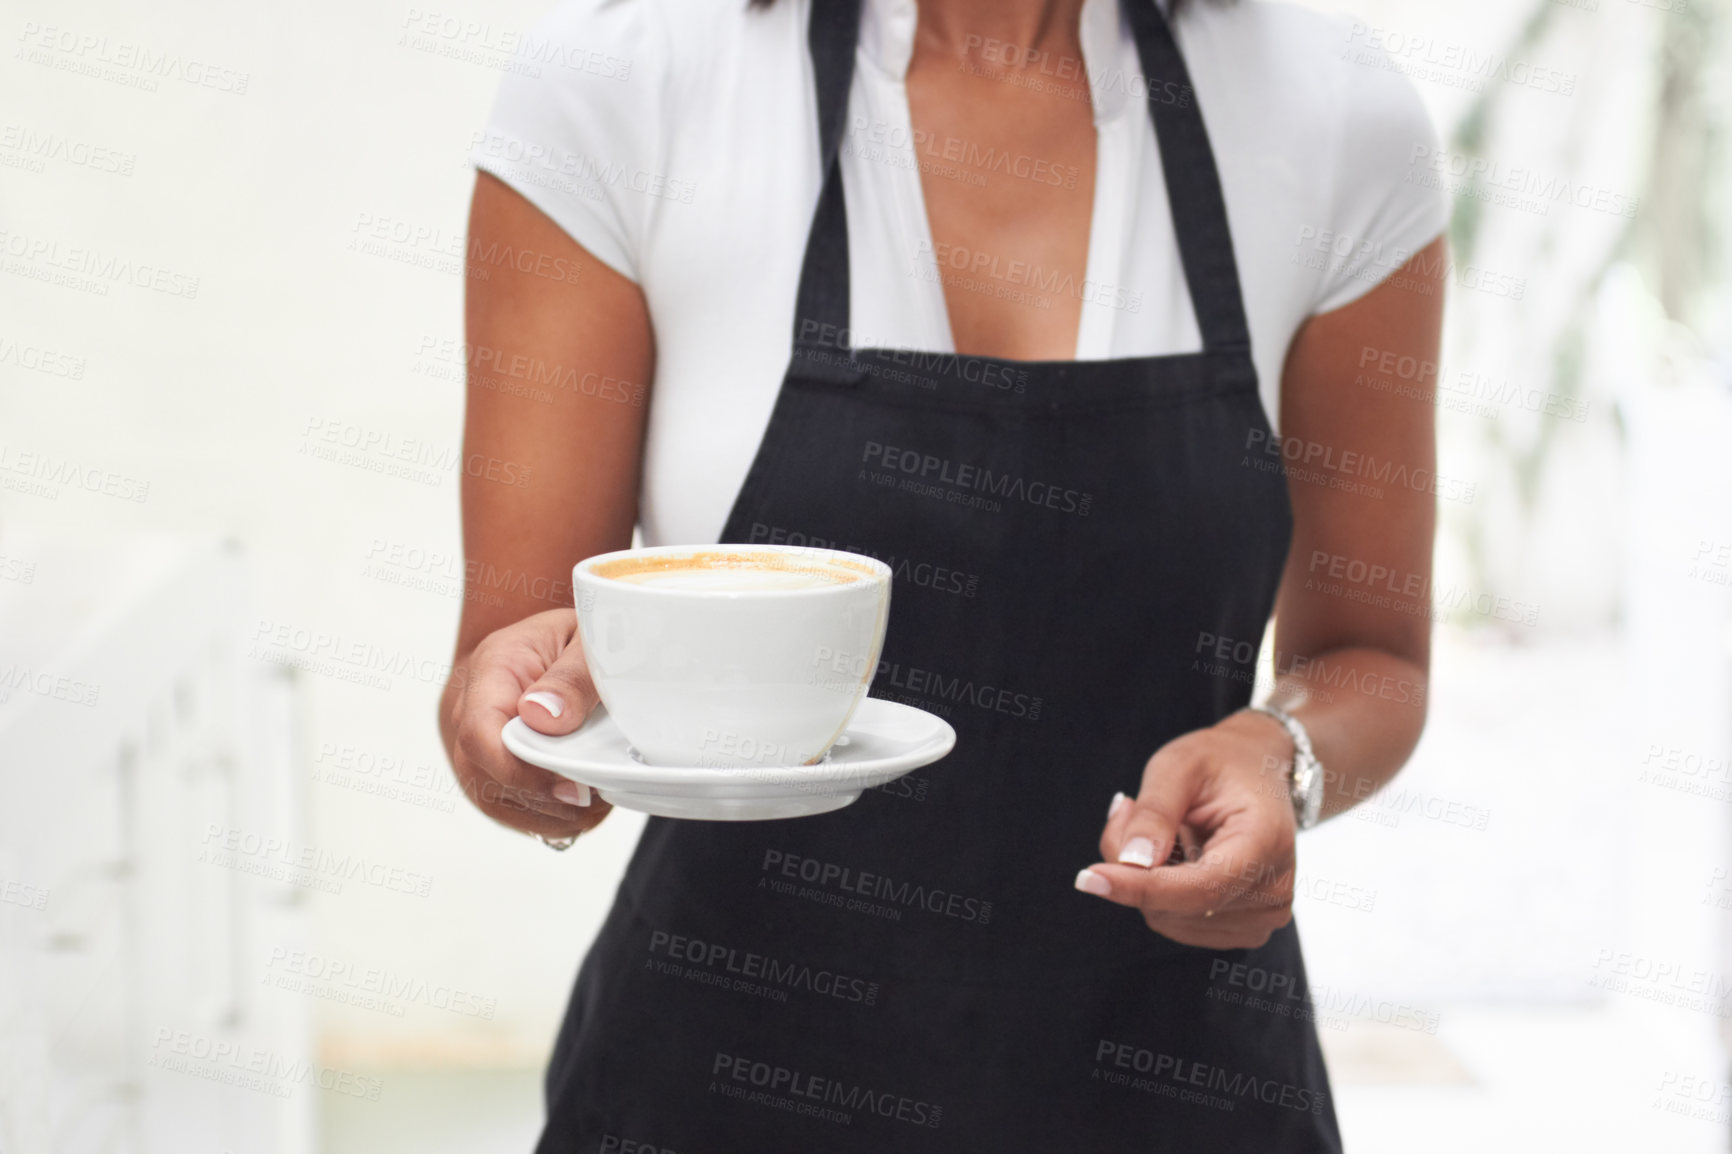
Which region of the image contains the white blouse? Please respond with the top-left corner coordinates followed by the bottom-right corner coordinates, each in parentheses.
top-left (471, 0), bottom-right (1447, 547)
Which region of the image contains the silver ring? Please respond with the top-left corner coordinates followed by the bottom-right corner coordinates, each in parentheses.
top-left (537, 833), bottom-right (579, 852)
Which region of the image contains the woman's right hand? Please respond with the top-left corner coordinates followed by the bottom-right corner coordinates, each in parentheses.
top-left (441, 608), bottom-right (613, 841)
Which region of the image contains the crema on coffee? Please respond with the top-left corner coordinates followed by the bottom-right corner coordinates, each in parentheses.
top-left (590, 550), bottom-right (872, 591)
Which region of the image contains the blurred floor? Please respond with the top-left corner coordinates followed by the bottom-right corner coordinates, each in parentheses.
top-left (1328, 1007), bottom-right (1726, 1152)
top-left (321, 1068), bottom-right (543, 1154)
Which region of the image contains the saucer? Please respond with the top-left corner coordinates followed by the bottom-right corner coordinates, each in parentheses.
top-left (500, 698), bottom-right (956, 821)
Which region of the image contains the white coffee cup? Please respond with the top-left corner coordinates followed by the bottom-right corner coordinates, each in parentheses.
top-left (572, 544), bottom-right (892, 768)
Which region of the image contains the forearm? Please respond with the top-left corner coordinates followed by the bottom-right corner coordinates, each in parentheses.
top-left (1259, 239), bottom-right (1444, 822)
top-left (1265, 645), bottom-right (1428, 820)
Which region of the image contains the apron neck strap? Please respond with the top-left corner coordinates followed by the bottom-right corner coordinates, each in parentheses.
top-left (793, 0), bottom-right (1251, 356)
top-left (792, 0), bottom-right (863, 347)
top-left (1122, 0), bottom-right (1250, 352)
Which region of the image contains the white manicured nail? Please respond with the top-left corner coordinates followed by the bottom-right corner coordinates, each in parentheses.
top-left (523, 691), bottom-right (564, 719)
top-left (1118, 837), bottom-right (1156, 868)
top-left (551, 781), bottom-right (590, 807)
top-left (1074, 868), bottom-right (1111, 897)
top-left (1107, 791), bottom-right (1128, 820)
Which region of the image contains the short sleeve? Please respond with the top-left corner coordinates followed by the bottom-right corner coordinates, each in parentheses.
top-left (1311, 49), bottom-right (1449, 314)
top-left (469, 0), bottom-right (662, 283)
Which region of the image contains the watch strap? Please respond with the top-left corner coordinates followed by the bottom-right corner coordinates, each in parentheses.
top-left (1249, 704), bottom-right (1325, 830)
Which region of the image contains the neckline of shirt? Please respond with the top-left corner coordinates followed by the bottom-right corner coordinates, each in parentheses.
top-left (858, 0), bottom-right (1158, 126)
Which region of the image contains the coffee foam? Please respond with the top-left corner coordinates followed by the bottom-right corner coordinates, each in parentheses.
top-left (590, 550), bottom-right (870, 591)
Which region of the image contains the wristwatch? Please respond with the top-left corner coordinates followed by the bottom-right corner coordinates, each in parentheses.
top-left (1249, 704), bottom-right (1326, 830)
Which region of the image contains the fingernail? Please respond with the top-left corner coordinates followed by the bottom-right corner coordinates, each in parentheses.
top-left (1118, 837), bottom-right (1156, 868)
top-left (1074, 868), bottom-right (1111, 897)
top-left (523, 691), bottom-right (564, 719)
top-left (1107, 791), bottom-right (1128, 820)
top-left (551, 781), bottom-right (590, 807)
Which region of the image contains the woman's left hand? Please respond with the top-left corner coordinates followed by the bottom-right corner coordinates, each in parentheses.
top-left (1077, 710), bottom-right (1299, 949)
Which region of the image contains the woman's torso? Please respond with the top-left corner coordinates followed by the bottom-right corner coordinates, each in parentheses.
top-left (471, 0), bottom-right (1446, 547)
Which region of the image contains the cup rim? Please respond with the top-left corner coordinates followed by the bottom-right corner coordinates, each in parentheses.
top-left (574, 543), bottom-right (892, 597)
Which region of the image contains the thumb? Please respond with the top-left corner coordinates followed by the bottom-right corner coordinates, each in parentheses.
top-left (517, 635), bottom-right (601, 736)
top-left (1110, 750), bottom-right (1202, 869)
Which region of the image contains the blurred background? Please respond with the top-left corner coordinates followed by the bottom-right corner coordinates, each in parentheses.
top-left (2, 0), bottom-right (1730, 1149)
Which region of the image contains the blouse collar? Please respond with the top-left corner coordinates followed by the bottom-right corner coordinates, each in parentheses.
top-left (858, 0), bottom-right (1144, 125)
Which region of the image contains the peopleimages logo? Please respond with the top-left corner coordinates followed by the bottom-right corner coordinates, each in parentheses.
top-left (747, 523), bottom-right (982, 598)
top-left (847, 115), bottom-right (1080, 188)
top-left (647, 930), bottom-right (880, 1005)
top-left (400, 8), bottom-right (633, 80)
top-left (262, 945), bottom-right (497, 1019)
top-left (759, 849), bottom-right (992, 924)
top-left (1243, 428), bottom-right (1477, 505)
top-left (1305, 548), bottom-right (1539, 628)
top-left (16, 22), bottom-right (252, 94)
top-left (915, 240), bottom-right (1143, 312)
top-left (797, 319), bottom-right (1030, 393)
top-left (1407, 145), bottom-right (1639, 219)
top-left (1206, 959), bottom-right (1443, 1033)
top-left (1190, 630), bottom-right (1426, 710)
top-left (1291, 225), bottom-right (1526, 301)
top-left (0, 877), bottom-right (49, 911)
top-left (805, 646), bottom-right (1041, 722)
top-left (0, 664), bottom-right (100, 707)
top-left (862, 439), bottom-right (1092, 517)
top-left (710, 1052), bottom-right (942, 1128)
top-left (0, 124), bottom-right (136, 175)
top-left (0, 334), bottom-right (86, 379)
top-left (469, 130), bottom-right (696, 204)
top-left (1354, 345), bottom-right (1590, 424)
top-left (1093, 1040), bottom-right (1329, 1114)
top-left (956, 34), bottom-right (1192, 108)
top-left (0, 228), bottom-right (200, 298)
top-left (0, 444), bottom-right (149, 503)
top-left (1342, 23), bottom-right (1576, 97)
top-left (149, 1028), bottom-right (380, 1100)
top-left (199, 823), bottom-right (433, 897)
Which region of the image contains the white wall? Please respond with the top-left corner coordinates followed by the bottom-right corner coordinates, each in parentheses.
top-left (2, 0), bottom-right (642, 1072)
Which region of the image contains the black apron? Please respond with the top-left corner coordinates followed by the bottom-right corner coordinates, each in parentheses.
top-left (538, 2), bottom-right (1340, 1149)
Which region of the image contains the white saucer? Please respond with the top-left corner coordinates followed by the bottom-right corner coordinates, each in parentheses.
top-left (501, 698), bottom-right (956, 821)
